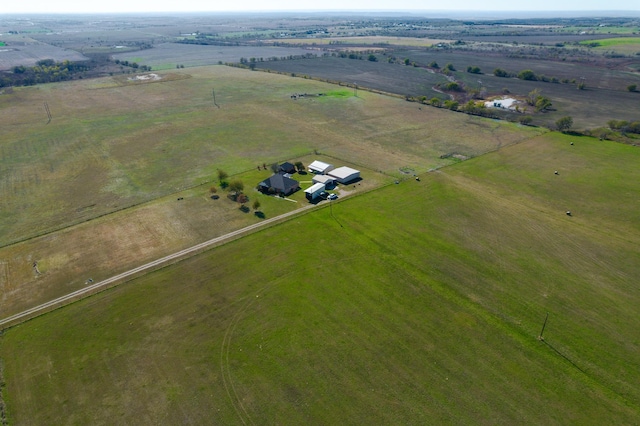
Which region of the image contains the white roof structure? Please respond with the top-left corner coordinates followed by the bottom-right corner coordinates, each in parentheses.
top-left (304, 182), bottom-right (326, 194)
top-left (328, 166), bottom-right (360, 183)
top-left (312, 174), bottom-right (335, 185)
top-left (308, 160), bottom-right (333, 174)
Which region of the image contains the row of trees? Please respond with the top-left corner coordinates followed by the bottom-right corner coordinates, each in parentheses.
top-left (1, 59), bottom-right (90, 87)
top-left (493, 68), bottom-right (586, 89)
top-left (607, 120), bottom-right (640, 134)
top-left (113, 59), bottom-right (152, 72)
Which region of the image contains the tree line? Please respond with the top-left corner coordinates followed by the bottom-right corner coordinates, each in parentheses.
top-left (1, 59), bottom-right (90, 87)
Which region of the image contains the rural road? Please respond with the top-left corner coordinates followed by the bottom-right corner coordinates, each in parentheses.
top-left (0, 203), bottom-right (317, 330)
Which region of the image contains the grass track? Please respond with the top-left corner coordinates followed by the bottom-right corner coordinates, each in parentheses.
top-left (1, 133), bottom-right (638, 424)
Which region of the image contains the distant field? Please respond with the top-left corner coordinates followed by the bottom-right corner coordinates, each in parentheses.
top-left (1, 132), bottom-right (638, 424)
top-left (581, 37), bottom-right (640, 55)
top-left (0, 36), bottom-right (88, 70)
top-left (112, 43), bottom-right (318, 70)
top-left (255, 52), bottom-right (640, 129)
top-left (274, 36), bottom-right (451, 47)
top-left (256, 56), bottom-right (451, 99)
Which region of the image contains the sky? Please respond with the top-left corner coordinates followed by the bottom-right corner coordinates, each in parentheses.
top-left (0, 0), bottom-right (638, 15)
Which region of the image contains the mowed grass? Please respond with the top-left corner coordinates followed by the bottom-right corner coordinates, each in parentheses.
top-left (1, 133), bottom-right (639, 424)
top-left (0, 65), bottom-right (541, 246)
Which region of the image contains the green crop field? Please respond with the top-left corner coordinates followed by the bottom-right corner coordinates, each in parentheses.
top-left (581, 37), bottom-right (640, 55)
top-left (1, 132), bottom-right (639, 424)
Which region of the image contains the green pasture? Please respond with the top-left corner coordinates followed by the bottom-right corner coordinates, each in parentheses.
top-left (0, 66), bottom-right (540, 246)
top-left (581, 37), bottom-right (640, 54)
top-left (1, 132), bottom-right (639, 423)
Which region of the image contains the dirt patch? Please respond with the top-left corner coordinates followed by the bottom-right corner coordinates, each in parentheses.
top-left (128, 73), bottom-right (162, 82)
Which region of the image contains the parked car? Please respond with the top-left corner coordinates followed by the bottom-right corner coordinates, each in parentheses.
top-left (328, 193), bottom-right (338, 200)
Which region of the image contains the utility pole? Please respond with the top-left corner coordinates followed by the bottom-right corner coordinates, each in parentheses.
top-left (353, 83), bottom-right (357, 97)
top-left (538, 312), bottom-right (549, 340)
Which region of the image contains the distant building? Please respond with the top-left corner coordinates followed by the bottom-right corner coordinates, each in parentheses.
top-left (308, 160), bottom-right (333, 174)
top-left (304, 182), bottom-right (326, 201)
top-left (328, 166), bottom-right (360, 184)
top-left (257, 174), bottom-right (300, 196)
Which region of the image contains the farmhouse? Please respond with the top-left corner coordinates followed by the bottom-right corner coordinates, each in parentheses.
top-left (312, 174), bottom-right (335, 187)
top-left (328, 166), bottom-right (360, 184)
top-left (308, 160), bottom-right (333, 174)
top-left (304, 182), bottom-right (326, 201)
top-left (257, 174), bottom-right (300, 196)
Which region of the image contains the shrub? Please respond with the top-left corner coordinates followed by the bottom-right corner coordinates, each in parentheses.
top-left (518, 69), bottom-right (537, 81)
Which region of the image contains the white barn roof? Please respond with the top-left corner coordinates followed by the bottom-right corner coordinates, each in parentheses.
top-left (308, 160), bottom-right (333, 174)
top-left (328, 166), bottom-right (360, 182)
top-left (304, 182), bottom-right (326, 194)
top-left (312, 174), bottom-right (335, 185)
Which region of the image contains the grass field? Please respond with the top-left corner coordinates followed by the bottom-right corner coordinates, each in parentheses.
top-left (0, 65), bottom-right (540, 248)
top-left (1, 132), bottom-right (638, 424)
top-left (581, 37), bottom-right (640, 55)
top-left (112, 43), bottom-right (316, 70)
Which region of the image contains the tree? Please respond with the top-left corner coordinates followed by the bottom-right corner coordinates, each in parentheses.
top-left (270, 163), bottom-right (279, 173)
top-left (444, 63), bottom-right (456, 71)
top-left (228, 179), bottom-right (244, 194)
top-left (429, 61), bottom-right (439, 69)
top-left (209, 186), bottom-right (217, 194)
top-left (217, 169), bottom-right (228, 183)
top-left (518, 69), bottom-right (537, 81)
top-left (252, 200), bottom-right (261, 211)
top-left (466, 66), bottom-right (481, 74)
top-left (494, 68), bottom-right (509, 77)
top-left (367, 54), bottom-right (377, 62)
top-left (404, 58), bottom-right (411, 65)
top-left (526, 89), bottom-right (541, 106)
top-left (430, 97), bottom-right (442, 107)
top-left (535, 96), bottom-right (552, 112)
top-left (556, 116), bottom-right (573, 132)
top-left (294, 161), bottom-right (305, 172)
top-left (443, 100), bottom-right (459, 110)
top-left (627, 84), bottom-right (637, 92)
top-left (519, 116), bottom-right (533, 125)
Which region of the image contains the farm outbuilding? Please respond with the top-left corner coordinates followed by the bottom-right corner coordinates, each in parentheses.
top-left (304, 182), bottom-right (326, 201)
top-left (328, 166), bottom-right (360, 184)
top-left (308, 160), bottom-right (333, 174)
top-left (257, 174), bottom-right (300, 196)
top-left (312, 174), bottom-right (335, 187)
top-left (279, 162), bottom-right (296, 174)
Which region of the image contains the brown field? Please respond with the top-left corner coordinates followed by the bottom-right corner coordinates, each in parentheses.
top-left (274, 36), bottom-right (452, 47)
top-left (0, 35), bottom-right (88, 70)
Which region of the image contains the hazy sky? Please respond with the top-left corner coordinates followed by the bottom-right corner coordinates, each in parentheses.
top-left (1, 0), bottom-right (638, 14)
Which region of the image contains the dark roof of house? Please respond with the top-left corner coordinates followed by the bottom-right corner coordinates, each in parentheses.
top-left (259, 174), bottom-right (299, 193)
top-left (280, 162), bottom-right (296, 173)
